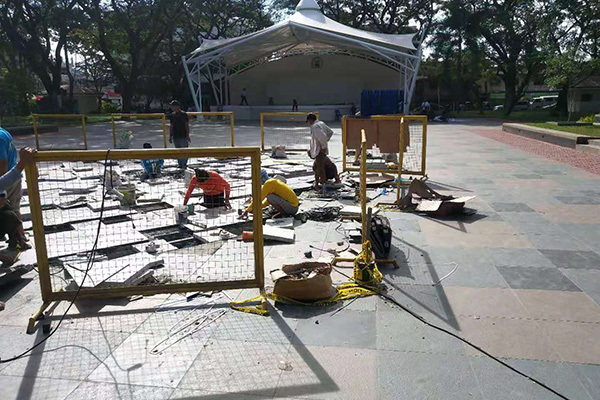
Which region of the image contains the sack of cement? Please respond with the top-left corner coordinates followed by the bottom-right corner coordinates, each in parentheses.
top-left (396, 179), bottom-right (475, 217)
top-left (117, 130), bottom-right (133, 149)
top-left (271, 145), bottom-right (287, 159)
top-left (271, 262), bottom-right (333, 301)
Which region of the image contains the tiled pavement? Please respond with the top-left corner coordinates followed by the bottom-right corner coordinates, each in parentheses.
top-left (2, 120), bottom-right (600, 399)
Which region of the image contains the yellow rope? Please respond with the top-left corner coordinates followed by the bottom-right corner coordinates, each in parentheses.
top-left (230, 240), bottom-right (385, 316)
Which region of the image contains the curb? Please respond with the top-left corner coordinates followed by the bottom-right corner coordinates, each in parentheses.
top-left (502, 123), bottom-right (600, 154)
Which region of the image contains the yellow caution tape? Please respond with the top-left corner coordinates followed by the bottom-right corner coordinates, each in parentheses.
top-left (229, 241), bottom-right (385, 316)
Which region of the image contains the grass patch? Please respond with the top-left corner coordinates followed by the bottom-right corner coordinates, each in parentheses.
top-left (459, 109), bottom-right (568, 123)
top-left (527, 123), bottom-right (600, 137)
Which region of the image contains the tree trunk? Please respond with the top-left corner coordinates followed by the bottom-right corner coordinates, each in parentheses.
top-left (556, 84), bottom-right (569, 119)
top-left (64, 46), bottom-right (74, 100)
top-left (502, 66), bottom-right (518, 115)
top-left (120, 83), bottom-right (134, 112)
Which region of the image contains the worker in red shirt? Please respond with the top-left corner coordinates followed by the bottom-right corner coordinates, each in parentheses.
top-left (183, 169), bottom-right (231, 209)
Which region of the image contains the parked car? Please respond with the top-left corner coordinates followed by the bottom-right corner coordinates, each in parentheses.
top-left (493, 105), bottom-right (504, 111)
top-left (530, 95), bottom-right (558, 109)
top-left (513, 101), bottom-right (530, 111)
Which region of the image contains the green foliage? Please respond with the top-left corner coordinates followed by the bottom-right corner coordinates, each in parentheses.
top-left (0, 67), bottom-right (36, 116)
top-left (528, 123), bottom-right (600, 137)
top-left (578, 114), bottom-right (596, 123)
top-left (101, 101), bottom-right (119, 114)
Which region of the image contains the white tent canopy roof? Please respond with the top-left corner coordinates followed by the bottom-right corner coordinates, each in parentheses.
top-left (183, 0), bottom-right (422, 113)
top-left (186, 0), bottom-right (418, 67)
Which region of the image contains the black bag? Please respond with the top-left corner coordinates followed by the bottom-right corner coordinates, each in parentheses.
top-left (368, 215), bottom-right (392, 259)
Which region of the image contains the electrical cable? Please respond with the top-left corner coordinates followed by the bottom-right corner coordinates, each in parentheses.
top-left (0, 149), bottom-right (112, 364)
top-left (331, 266), bottom-right (571, 400)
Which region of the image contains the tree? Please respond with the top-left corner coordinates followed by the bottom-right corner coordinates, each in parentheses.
top-left (152, 0), bottom-right (272, 107)
top-left (79, 0), bottom-right (180, 112)
top-left (541, 0), bottom-right (600, 118)
top-left (0, 0), bottom-right (80, 111)
top-left (273, 0), bottom-right (437, 34)
top-left (467, 0), bottom-right (542, 115)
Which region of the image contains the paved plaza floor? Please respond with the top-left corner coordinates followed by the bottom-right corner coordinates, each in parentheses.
top-left (2, 119), bottom-right (600, 399)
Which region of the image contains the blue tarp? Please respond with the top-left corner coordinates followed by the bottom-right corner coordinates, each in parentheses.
top-left (360, 90), bottom-right (403, 116)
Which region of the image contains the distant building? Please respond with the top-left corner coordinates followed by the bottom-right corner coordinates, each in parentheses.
top-left (60, 86), bottom-right (102, 114)
top-left (569, 76), bottom-right (600, 114)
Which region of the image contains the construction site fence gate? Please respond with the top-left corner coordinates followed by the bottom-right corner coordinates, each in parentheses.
top-left (25, 147), bottom-right (264, 331)
top-left (342, 115), bottom-right (427, 178)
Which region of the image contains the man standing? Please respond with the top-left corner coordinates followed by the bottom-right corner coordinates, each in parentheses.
top-left (240, 88), bottom-right (249, 106)
top-left (168, 100), bottom-right (190, 168)
top-left (306, 112), bottom-right (333, 190)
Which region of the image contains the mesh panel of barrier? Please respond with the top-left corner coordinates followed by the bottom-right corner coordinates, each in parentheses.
top-left (33, 115), bottom-right (87, 151)
top-left (111, 114), bottom-right (167, 149)
top-left (402, 117), bottom-right (426, 176)
top-left (187, 112), bottom-right (234, 147)
top-left (26, 148), bottom-right (264, 300)
top-left (260, 112), bottom-right (319, 152)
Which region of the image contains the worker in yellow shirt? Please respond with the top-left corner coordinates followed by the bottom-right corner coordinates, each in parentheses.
top-left (239, 176), bottom-right (299, 219)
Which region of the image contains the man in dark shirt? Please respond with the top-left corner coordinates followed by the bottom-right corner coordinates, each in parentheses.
top-left (168, 100), bottom-right (190, 168)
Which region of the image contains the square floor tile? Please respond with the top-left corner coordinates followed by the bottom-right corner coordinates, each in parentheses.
top-left (176, 339), bottom-right (288, 396)
top-left (540, 249), bottom-right (600, 270)
top-left (534, 205), bottom-right (600, 224)
top-left (559, 269), bottom-right (600, 306)
top-left (457, 316), bottom-right (560, 362)
top-left (491, 202), bottom-right (535, 212)
top-left (380, 283), bottom-right (457, 327)
top-left (65, 382), bottom-right (173, 400)
top-left (486, 248), bottom-right (557, 269)
top-left (0, 375), bottom-right (82, 400)
top-left (555, 196), bottom-right (600, 205)
top-left (443, 286), bottom-right (529, 319)
top-left (1, 328), bottom-right (129, 381)
top-left (497, 266), bottom-right (580, 292)
top-left (292, 310), bottom-right (376, 349)
top-left (538, 320), bottom-right (600, 364)
top-left (469, 356), bottom-right (590, 400)
top-left (573, 363), bottom-right (600, 399)
top-left (376, 310), bottom-right (466, 355)
top-left (512, 289), bottom-right (600, 323)
top-left (275, 345), bottom-right (376, 400)
top-left (513, 174), bottom-right (543, 179)
top-left (87, 330), bottom-right (208, 388)
top-left (378, 351), bottom-right (484, 399)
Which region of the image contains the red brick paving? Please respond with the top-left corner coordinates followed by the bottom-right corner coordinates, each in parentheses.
top-left (469, 128), bottom-right (600, 175)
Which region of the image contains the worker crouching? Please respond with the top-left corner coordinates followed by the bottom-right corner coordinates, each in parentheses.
top-left (183, 169), bottom-right (231, 209)
top-left (239, 176), bottom-right (298, 219)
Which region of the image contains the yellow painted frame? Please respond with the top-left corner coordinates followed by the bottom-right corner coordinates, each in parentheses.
top-left (110, 113), bottom-right (168, 148)
top-left (32, 114), bottom-right (88, 150)
top-left (260, 111), bottom-right (320, 152)
top-left (25, 146), bottom-right (264, 333)
top-left (341, 115), bottom-right (427, 178)
top-left (332, 129), bottom-right (398, 268)
top-left (186, 112), bottom-right (235, 147)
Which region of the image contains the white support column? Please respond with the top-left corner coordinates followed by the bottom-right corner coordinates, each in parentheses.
top-left (182, 55), bottom-right (201, 112)
top-left (406, 47), bottom-right (423, 114)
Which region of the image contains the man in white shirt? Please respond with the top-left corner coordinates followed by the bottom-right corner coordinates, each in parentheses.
top-left (306, 112), bottom-right (333, 189)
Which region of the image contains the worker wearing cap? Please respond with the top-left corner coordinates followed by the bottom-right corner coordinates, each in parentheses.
top-left (239, 176), bottom-right (299, 219)
top-left (183, 169), bottom-right (231, 209)
top-left (306, 112), bottom-right (333, 189)
top-left (168, 100), bottom-right (190, 168)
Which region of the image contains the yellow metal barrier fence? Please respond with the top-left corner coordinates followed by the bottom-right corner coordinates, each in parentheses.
top-left (260, 111), bottom-right (320, 152)
top-left (32, 114), bottom-right (88, 150)
top-left (187, 112), bottom-right (235, 147)
top-left (332, 128), bottom-right (398, 268)
top-left (111, 113), bottom-right (168, 148)
top-left (342, 115), bottom-right (427, 181)
top-left (25, 147), bottom-right (264, 333)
